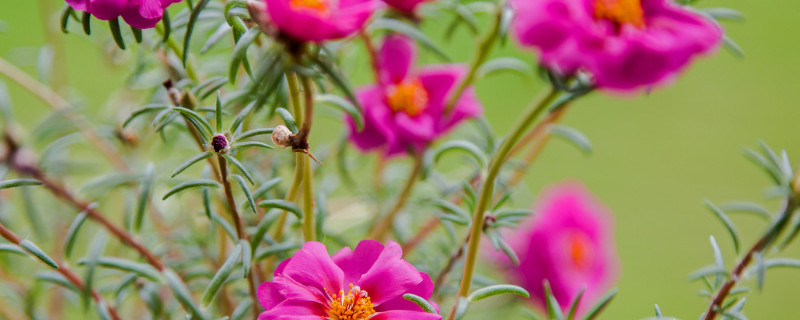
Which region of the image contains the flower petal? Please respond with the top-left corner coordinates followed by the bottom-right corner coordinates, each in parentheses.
top-left (356, 242), bottom-right (423, 305)
top-left (379, 34), bottom-right (416, 84)
top-left (281, 242), bottom-right (345, 297)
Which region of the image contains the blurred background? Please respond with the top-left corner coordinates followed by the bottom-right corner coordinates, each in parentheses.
top-left (1, 0), bottom-right (799, 319)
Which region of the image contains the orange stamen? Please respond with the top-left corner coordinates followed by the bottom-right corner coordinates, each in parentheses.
top-left (595, 0), bottom-right (646, 28)
top-left (327, 284), bottom-right (376, 320)
top-left (290, 0), bottom-right (329, 13)
top-left (386, 79), bottom-right (428, 117)
top-left (567, 232), bottom-right (593, 270)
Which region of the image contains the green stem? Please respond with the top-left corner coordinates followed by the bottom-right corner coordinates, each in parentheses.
top-left (369, 153), bottom-right (424, 241)
top-left (298, 75), bottom-right (316, 241)
top-left (155, 22), bottom-right (198, 83)
top-left (448, 86), bottom-right (558, 320)
top-left (444, 2), bottom-right (505, 114)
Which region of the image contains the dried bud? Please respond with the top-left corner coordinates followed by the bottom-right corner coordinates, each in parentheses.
top-left (271, 125), bottom-right (293, 148)
top-left (246, 0), bottom-right (274, 35)
top-left (211, 134), bottom-right (230, 154)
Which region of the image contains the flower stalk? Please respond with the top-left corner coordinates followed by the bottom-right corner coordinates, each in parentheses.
top-left (369, 152), bottom-right (425, 241)
top-left (444, 1), bottom-right (505, 114)
top-left (448, 86), bottom-right (558, 320)
top-left (703, 198), bottom-right (799, 320)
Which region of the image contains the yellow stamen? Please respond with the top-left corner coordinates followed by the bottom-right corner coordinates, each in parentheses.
top-left (327, 284), bottom-right (376, 320)
top-left (386, 79), bottom-right (428, 117)
top-left (595, 0), bottom-right (645, 28)
top-left (290, 0), bottom-right (329, 13)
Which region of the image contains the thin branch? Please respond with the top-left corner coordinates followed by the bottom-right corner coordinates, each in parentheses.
top-left (369, 153), bottom-right (425, 241)
top-left (0, 222), bottom-right (122, 320)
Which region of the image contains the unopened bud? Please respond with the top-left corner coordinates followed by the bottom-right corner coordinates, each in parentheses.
top-left (271, 125), bottom-right (293, 148)
top-left (211, 134), bottom-right (230, 154)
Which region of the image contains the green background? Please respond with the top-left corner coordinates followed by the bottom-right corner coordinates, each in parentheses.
top-left (1, 0), bottom-right (800, 319)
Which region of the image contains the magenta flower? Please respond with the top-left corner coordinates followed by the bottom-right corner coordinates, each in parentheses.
top-left (346, 35), bottom-right (482, 157)
top-left (255, 0), bottom-right (382, 43)
top-left (257, 240), bottom-right (441, 319)
top-left (497, 182), bottom-right (618, 317)
top-left (65, 0), bottom-right (181, 29)
top-left (511, 0), bottom-right (723, 91)
top-left (383, 0), bottom-right (432, 14)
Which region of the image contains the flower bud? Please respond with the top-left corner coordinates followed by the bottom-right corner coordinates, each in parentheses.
top-left (211, 134), bottom-right (230, 154)
top-left (271, 125), bottom-right (293, 148)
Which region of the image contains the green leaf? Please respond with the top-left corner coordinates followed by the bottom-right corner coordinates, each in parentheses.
top-left (164, 268), bottom-right (207, 320)
top-left (162, 179), bottom-right (221, 200)
top-left (254, 242), bottom-right (301, 260)
top-left (310, 55), bottom-right (359, 109)
top-left (174, 107), bottom-right (214, 138)
top-left (688, 265), bottom-right (728, 281)
top-left (241, 240), bottom-right (252, 278)
top-left (108, 18), bottom-right (126, 50)
top-left (77, 256), bottom-right (161, 282)
top-left (202, 242), bottom-right (243, 306)
top-left (434, 140), bottom-right (488, 168)
top-left (478, 57), bottom-right (531, 79)
top-left (230, 174), bottom-right (256, 214)
top-left (60, 5), bottom-right (75, 34)
top-left (215, 92), bottom-right (223, 132)
top-left (201, 23), bottom-right (231, 54)
top-left (236, 128), bottom-right (274, 141)
top-left (242, 177), bottom-right (282, 208)
top-left (20, 240), bottom-right (59, 269)
top-left (370, 18), bottom-right (449, 62)
top-left (705, 200), bottom-right (741, 254)
top-left (229, 27), bottom-right (260, 83)
top-left (0, 179), bottom-right (42, 189)
top-left (123, 104), bottom-right (169, 128)
top-left (453, 297), bottom-right (470, 320)
top-left (135, 163), bottom-right (155, 232)
top-left (765, 258), bottom-right (800, 269)
top-left (233, 141), bottom-right (274, 151)
top-left (709, 235), bottom-right (724, 287)
top-left (37, 271), bottom-right (77, 291)
top-left (212, 214), bottom-right (238, 242)
top-left (171, 151), bottom-right (213, 178)
top-left (231, 299), bottom-right (252, 320)
top-left (130, 26), bottom-right (142, 43)
top-left (161, 11), bottom-right (171, 43)
top-left (550, 124), bottom-right (592, 155)
top-left (258, 200), bottom-right (302, 220)
top-left (433, 200), bottom-right (470, 221)
top-left (566, 287), bottom-right (585, 320)
top-left (316, 94), bottom-right (363, 131)
top-left (469, 284), bottom-right (530, 302)
top-left (755, 252), bottom-right (765, 291)
top-left (722, 35), bottom-right (745, 59)
top-left (702, 7), bottom-right (745, 22)
top-left (543, 281), bottom-right (565, 320)
top-left (275, 107), bottom-right (299, 134)
top-left (224, 155), bottom-right (255, 185)
top-left (0, 243), bottom-right (26, 256)
top-left (81, 12), bottom-right (91, 35)
top-left (183, 0), bottom-right (210, 67)
top-left (581, 288), bottom-right (617, 320)
top-left (83, 233), bottom-right (107, 309)
top-left (403, 293), bottom-right (438, 314)
top-left (720, 202), bottom-right (772, 221)
top-left (654, 304), bottom-right (663, 317)
top-left (64, 211), bottom-right (89, 259)
top-left (229, 101), bottom-right (256, 134)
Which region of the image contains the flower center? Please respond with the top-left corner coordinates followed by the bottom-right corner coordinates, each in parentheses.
top-left (386, 79), bottom-right (428, 117)
top-left (566, 231), bottom-right (593, 270)
top-left (327, 284), bottom-right (376, 320)
top-left (290, 0), bottom-right (330, 13)
top-left (594, 0), bottom-right (645, 28)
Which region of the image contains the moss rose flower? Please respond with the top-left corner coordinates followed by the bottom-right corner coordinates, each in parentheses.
top-left (511, 0), bottom-right (723, 91)
top-left (65, 0), bottom-right (180, 29)
top-left (257, 240), bottom-right (441, 319)
top-left (383, 0), bottom-right (432, 14)
top-left (256, 0), bottom-right (382, 43)
top-left (346, 35), bottom-right (482, 157)
top-left (496, 182), bottom-right (619, 317)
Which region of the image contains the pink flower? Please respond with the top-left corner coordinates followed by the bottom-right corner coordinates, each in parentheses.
top-left (497, 182), bottom-right (618, 317)
top-left (257, 240), bottom-right (440, 319)
top-left (383, 0), bottom-right (432, 14)
top-left (65, 0), bottom-right (181, 29)
top-left (257, 0), bottom-right (382, 43)
top-left (511, 0), bottom-right (723, 91)
top-left (346, 35), bottom-right (482, 157)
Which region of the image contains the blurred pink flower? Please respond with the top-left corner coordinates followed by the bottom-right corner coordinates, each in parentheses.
top-left (511, 0), bottom-right (723, 91)
top-left (257, 240), bottom-right (441, 319)
top-left (346, 35), bottom-right (482, 157)
top-left (257, 0), bottom-right (382, 43)
top-left (65, 0), bottom-right (181, 29)
top-left (383, 0), bottom-right (432, 14)
top-left (498, 182), bottom-right (619, 317)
